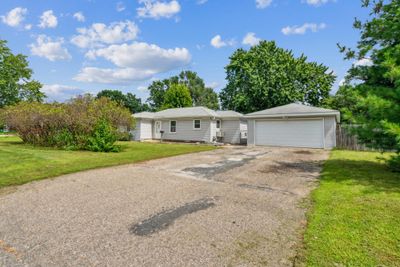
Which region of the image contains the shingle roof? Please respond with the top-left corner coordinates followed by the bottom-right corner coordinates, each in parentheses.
top-left (155, 107), bottom-right (218, 118)
top-left (133, 107), bottom-right (244, 119)
top-left (215, 110), bottom-right (244, 118)
top-left (133, 112), bottom-right (156, 119)
top-left (245, 103), bottom-right (340, 121)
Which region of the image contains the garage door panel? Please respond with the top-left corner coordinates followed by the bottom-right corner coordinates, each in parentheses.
top-left (255, 119), bottom-right (324, 148)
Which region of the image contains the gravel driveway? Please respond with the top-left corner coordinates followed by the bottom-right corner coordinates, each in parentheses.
top-left (0, 146), bottom-right (329, 267)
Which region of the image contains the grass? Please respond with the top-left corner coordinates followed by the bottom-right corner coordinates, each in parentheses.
top-left (0, 136), bottom-right (216, 189)
top-left (304, 150), bottom-right (400, 266)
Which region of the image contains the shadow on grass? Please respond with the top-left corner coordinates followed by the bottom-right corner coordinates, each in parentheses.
top-left (321, 158), bottom-right (400, 194)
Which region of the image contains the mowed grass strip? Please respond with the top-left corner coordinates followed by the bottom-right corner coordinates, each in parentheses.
top-left (304, 150), bottom-right (400, 266)
top-left (0, 136), bottom-right (216, 188)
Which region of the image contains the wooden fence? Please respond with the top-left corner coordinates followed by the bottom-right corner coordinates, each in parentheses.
top-left (336, 125), bottom-right (374, 151)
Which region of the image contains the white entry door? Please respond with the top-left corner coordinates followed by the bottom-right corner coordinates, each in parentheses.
top-left (255, 119), bottom-right (324, 148)
top-left (154, 121), bottom-right (162, 139)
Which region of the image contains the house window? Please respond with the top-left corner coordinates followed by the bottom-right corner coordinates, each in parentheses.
top-left (170, 121), bottom-right (177, 133)
top-left (216, 120), bottom-right (221, 129)
top-left (194, 119), bottom-right (201, 129)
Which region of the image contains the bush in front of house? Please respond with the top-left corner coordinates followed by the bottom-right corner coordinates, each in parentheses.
top-left (4, 95), bottom-right (134, 152)
top-left (86, 118), bottom-right (121, 152)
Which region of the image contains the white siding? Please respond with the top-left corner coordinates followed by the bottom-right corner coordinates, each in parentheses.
top-left (324, 116), bottom-right (336, 149)
top-left (159, 119), bottom-right (212, 143)
top-left (240, 120), bottom-right (248, 132)
top-left (247, 119), bottom-right (255, 145)
top-left (133, 119), bottom-right (142, 141)
top-left (221, 120), bottom-right (241, 144)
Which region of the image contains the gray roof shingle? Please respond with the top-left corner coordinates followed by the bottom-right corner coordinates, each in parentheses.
top-left (245, 103), bottom-right (340, 120)
top-left (215, 110), bottom-right (244, 118)
top-left (133, 107), bottom-right (244, 119)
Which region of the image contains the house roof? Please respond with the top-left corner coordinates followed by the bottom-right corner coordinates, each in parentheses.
top-left (133, 112), bottom-right (156, 119)
top-left (245, 103), bottom-right (340, 121)
top-left (156, 107), bottom-right (218, 118)
top-left (133, 107), bottom-right (244, 120)
top-left (215, 110), bottom-right (244, 118)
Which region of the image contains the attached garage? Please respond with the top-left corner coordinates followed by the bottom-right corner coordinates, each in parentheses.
top-left (246, 103), bottom-right (340, 149)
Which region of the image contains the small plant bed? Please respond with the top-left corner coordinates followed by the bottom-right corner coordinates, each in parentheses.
top-left (0, 136), bottom-right (216, 189)
top-left (303, 150), bottom-right (400, 266)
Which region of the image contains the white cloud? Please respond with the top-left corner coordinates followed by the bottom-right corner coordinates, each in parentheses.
top-left (282, 23), bottom-right (326, 35)
top-left (86, 42), bottom-right (191, 71)
top-left (137, 0), bottom-right (181, 19)
top-left (206, 82), bottom-right (219, 89)
top-left (256, 0), bottom-right (272, 9)
top-left (303, 0), bottom-right (335, 6)
top-left (1, 7), bottom-right (28, 27)
top-left (77, 42), bottom-right (191, 85)
top-left (71, 20), bottom-right (139, 48)
top-left (137, 85), bottom-right (148, 92)
top-left (354, 58), bottom-right (373, 67)
top-left (116, 2), bottom-right (126, 12)
top-left (242, 32), bottom-right (261, 46)
top-left (73, 12), bottom-right (85, 22)
top-left (197, 0), bottom-right (208, 4)
top-left (210, 35), bottom-right (235, 48)
top-left (30, 35), bottom-right (71, 61)
top-left (24, 24), bottom-right (32, 30)
top-left (42, 84), bottom-right (83, 102)
top-left (74, 67), bottom-right (156, 84)
top-left (38, 10), bottom-right (58, 28)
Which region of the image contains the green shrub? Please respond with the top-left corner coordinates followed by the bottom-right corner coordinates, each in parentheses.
top-left (4, 95), bottom-right (134, 152)
top-left (86, 119), bottom-right (120, 152)
top-left (388, 154), bottom-right (400, 172)
top-left (117, 131), bottom-right (131, 141)
top-left (52, 128), bottom-right (77, 150)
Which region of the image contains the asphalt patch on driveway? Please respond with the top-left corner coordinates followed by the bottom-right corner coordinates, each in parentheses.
top-left (238, 184), bottom-right (296, 196)
top-left (260, 161), bottom-right (323, 174)
top-left (130, 197), bottom-right (217, 236)
top-left (182, 152), bottom-right (267, 180)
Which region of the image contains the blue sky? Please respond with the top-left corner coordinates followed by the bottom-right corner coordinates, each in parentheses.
top-left (0, 0), bottom-right (369, 102)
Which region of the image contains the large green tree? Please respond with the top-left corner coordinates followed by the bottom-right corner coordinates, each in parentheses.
top-left (332, 0), bottom-right (400, 170)
top-left (161, 84), bottom-right (192, 110)
top-left (96, 89), bottom-right (148, 113)
top-left (147, 71), bottom-right (219, 111)
top-left (0, 40), bottom-right (45, 108)
top-left (219, 41), bottom-right (336, 113)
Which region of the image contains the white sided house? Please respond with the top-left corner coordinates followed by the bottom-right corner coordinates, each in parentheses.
top-left (133, 107), bottom-right (247, 144)
top-left (246, 103), bottom-right (340, 149)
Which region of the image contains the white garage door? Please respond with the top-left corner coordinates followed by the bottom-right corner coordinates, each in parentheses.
top-left (255, 119), bottom-right (324, 148)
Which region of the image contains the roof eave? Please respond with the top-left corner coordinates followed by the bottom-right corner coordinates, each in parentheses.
top-left (245, 112), bottom-right (340, 122)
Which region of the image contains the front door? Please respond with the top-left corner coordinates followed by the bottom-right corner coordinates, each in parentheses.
top-left (154, 121), bottom-right (162, 139)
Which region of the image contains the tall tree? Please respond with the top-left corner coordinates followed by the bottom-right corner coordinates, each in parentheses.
top-left (96, 89), bottom-right (148, 113)
top-left (146, 71), bottom-right (219, 110)
top-left (161, 84), bottom-right (192, 109)
top-left (219, 41), bottom-right (336, 113)
top-left (0, 40), bottom-right (45, 108)
top-left (332, 0), bottom-right (400, 170)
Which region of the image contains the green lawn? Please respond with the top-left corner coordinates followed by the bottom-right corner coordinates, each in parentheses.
top-left (0, 136), bottom-right (216, 189)
top-left (304, 150), bottom-right (400, 266)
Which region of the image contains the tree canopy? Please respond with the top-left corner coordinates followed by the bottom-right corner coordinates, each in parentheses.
top-left (331, 0), bottom-right (400, 170)
top-left (219, 41), bottom-right (336, 113)
top-left (161, 84), bottom-right (192, 109)
top-left (147, 71), bottom-right (219, 111)
top-left (96, 89), bottom-right (148, 113)
top-left (0, 40), bottom-right (45, 108)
